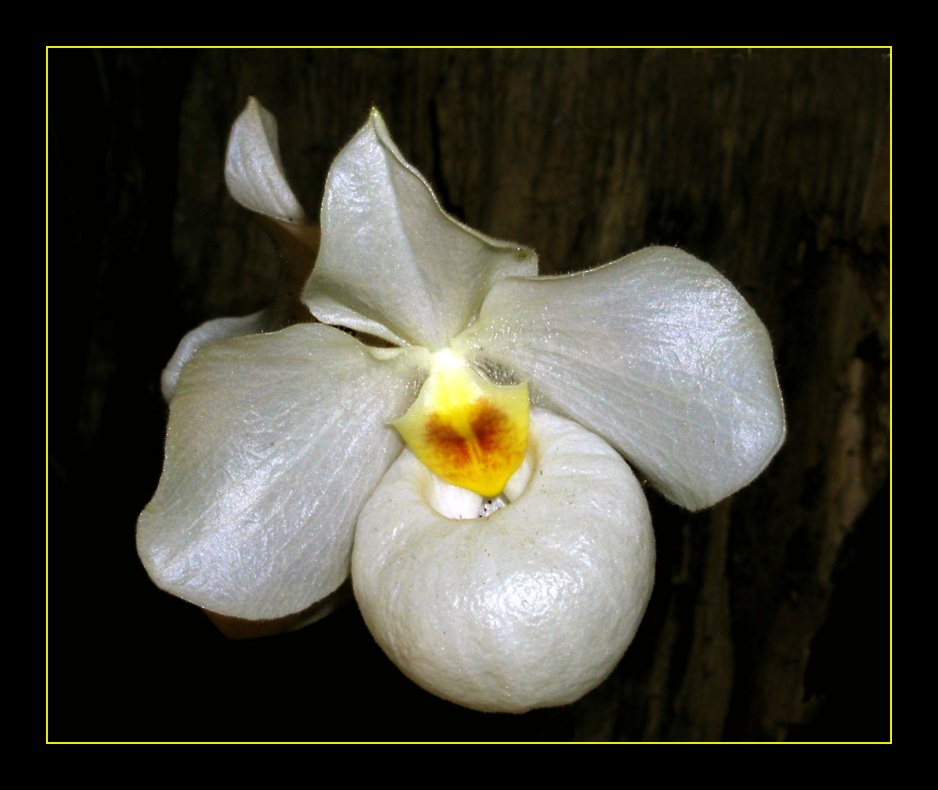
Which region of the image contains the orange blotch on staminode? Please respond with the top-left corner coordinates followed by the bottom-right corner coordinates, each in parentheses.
top-left (425, 415), bottom-right (471, 468)
top-left (472, 403), bottom-right (508, 455)
top-left (392, 357), bottom-right (529, 497)
top-left (420, 399), bottom-right (523, 496)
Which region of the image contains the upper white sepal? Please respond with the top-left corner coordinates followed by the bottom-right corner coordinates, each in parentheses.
top-left (305, 109), bottom-right (537, 349)
top-left (224, 97), bottom-right (305, 223)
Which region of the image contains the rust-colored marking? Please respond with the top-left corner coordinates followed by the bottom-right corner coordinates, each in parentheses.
top-left (425, 415), bottom-right (470, 468)
top-left (471, 403), bottom-right (507, 454)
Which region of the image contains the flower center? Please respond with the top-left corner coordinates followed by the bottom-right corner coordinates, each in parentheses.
top-left (392, 350), bottom-right (529, 498)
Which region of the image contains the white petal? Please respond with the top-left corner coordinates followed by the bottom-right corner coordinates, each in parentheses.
top-left (137, 324), bottom-right (420, 620)
top-left (161, 311), bottom-right (268, 402)
top-left (454, 246), bottom-right (786, 511)
top-left (304, 109), bottom-right (537, 349)
top-left (224, 97), bottom-right (305, 223)
top-left (353, 409), bottom-right (654, 713)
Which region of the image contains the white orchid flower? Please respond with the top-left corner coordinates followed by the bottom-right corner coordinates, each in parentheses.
top-left (137, 99), bottom-right (785, 713)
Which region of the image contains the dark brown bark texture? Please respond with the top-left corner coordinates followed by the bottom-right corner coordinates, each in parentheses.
top-left (50, 48), bottom-right (890, 742)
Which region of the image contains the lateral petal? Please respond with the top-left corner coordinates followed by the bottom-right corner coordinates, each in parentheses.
top-left (455, 247), bottom-right (786, 510)
top-left (137, 324), bottom-right (419, 620)
top-left (161, 311), bottom-right (268, 402)
top-left (353, 409), bottom-right (654, 713)
top-left (304, 109), bottom-right (537, 349)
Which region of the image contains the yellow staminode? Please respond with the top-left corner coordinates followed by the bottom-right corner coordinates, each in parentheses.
top-left (393, 350), bottom-right (529, 498)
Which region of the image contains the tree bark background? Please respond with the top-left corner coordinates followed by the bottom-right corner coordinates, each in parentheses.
top-left (49, 48), bottom-right (890, 742)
